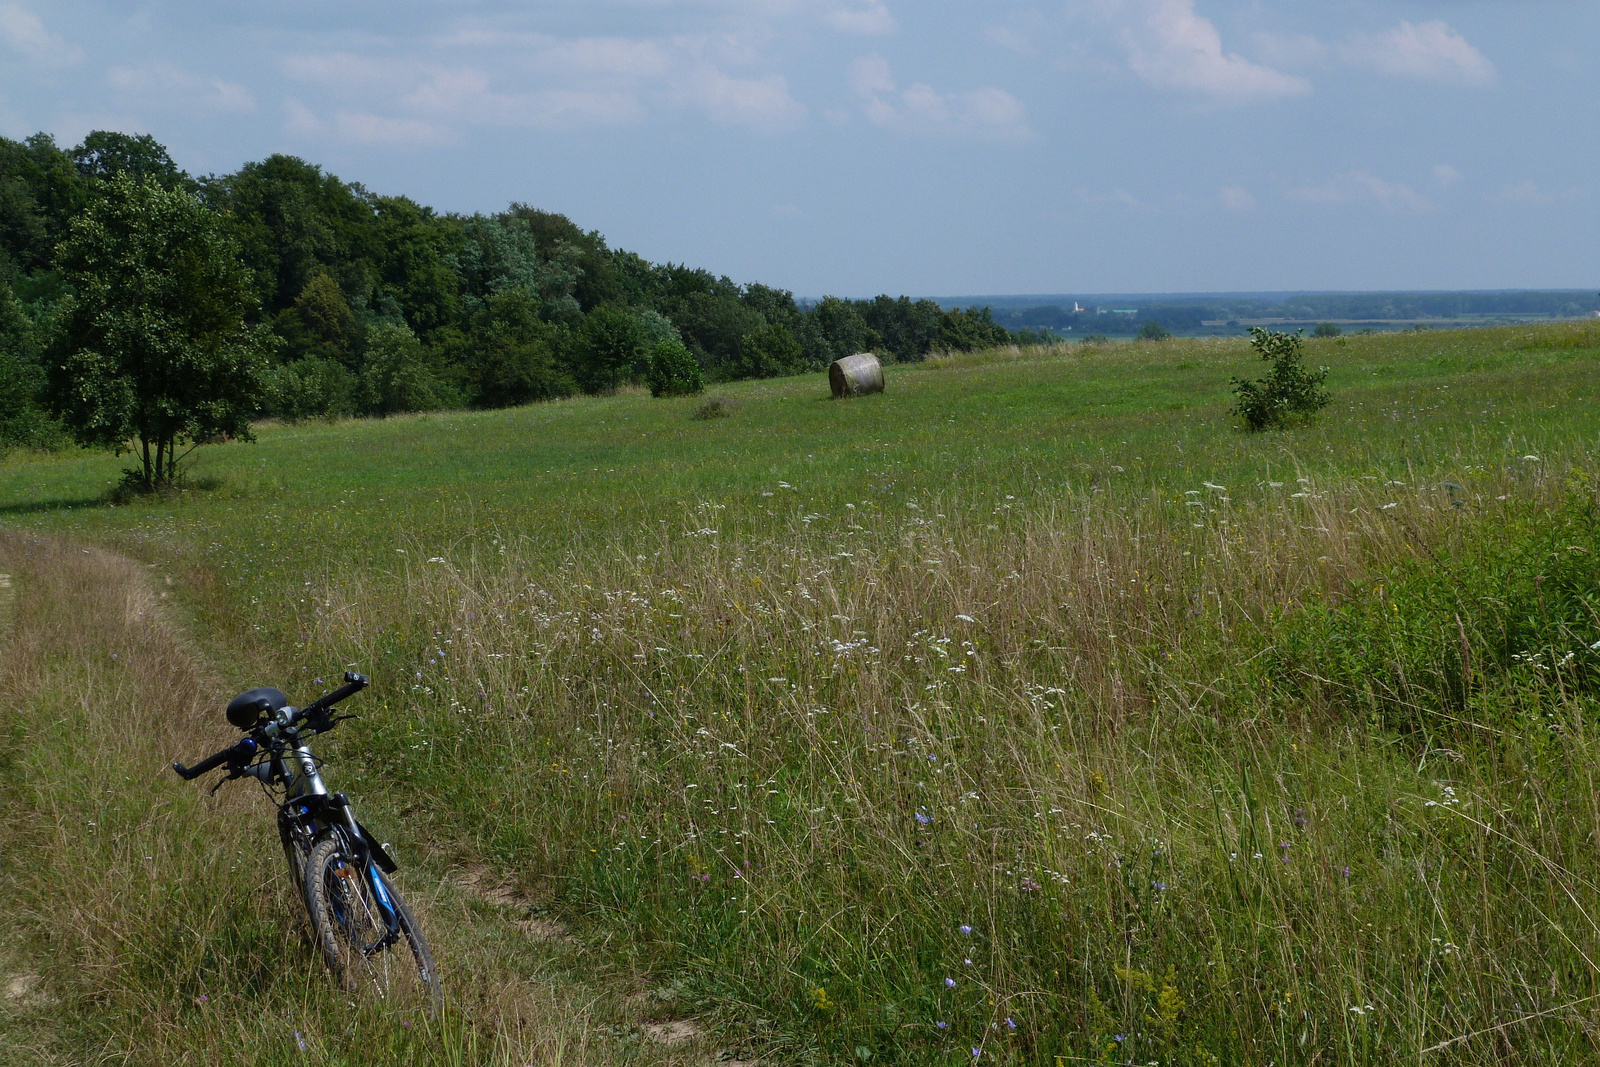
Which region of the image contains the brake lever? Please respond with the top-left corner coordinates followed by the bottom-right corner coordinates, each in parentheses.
top-left (208, 762), bottom-right (250, 796)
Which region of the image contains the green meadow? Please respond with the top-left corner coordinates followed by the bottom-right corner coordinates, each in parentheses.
top-left (6, 322), bottom-right (1600, 1065)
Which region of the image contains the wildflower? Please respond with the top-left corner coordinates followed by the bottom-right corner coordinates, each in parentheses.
top-left (1341, 866), bottom-right (1351, 878)
top-left (936, 1021), bottom-right (949, 1030)
top-left (972, 1048), bottom-right (982, 1058)
top-left (1113, 1033), bottom-right (1127, 1043)
top-left (945, 977), bottom-right (957, 989)
top-left (1020, 877), bottom-right (1042, 892)
top-left (964, 958), bottom-right (973, 967)
top-left (915, 810), bottom-right (933, 825)
top-left (959, 924), bottom-right (973, 935)
top-left (294, 1031), bottom-right (307, 1052)
top-left (1152, 881), bottom-right (1167, 891)
top-left (1005, 1018), bottom-right (1016, 1031)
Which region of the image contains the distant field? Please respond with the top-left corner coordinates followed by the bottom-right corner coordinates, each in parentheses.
top-left (5, 321), bottom-right (1600, 1065)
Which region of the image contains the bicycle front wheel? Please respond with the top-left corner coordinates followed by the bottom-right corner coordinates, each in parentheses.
top-left (303, 836), bottom-right (442, 1010)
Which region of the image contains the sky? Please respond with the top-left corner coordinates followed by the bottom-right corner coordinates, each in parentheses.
top-left (1, 1), bottom-right (1595, 298)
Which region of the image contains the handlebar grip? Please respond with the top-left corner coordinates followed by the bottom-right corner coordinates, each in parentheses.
top-left (297, 671), bottom-right (368, 722)
top-left (173, 737), bottom-right (258, 781)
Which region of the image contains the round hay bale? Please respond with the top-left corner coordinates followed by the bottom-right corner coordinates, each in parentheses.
top-left (829, 352), bottom-right (884, 398)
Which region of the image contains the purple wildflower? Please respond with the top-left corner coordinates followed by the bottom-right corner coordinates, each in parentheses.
top-left (945, 977), bottom-right (957, 989)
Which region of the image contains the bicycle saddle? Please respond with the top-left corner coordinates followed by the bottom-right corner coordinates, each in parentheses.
top-left (227, 687), bottom-right (289, 730)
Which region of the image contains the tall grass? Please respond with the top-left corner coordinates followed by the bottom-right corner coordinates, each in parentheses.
top-left (0, 535), bottom-right (652, 1065)
top-left (279, 454), bottom-right (1600, 1064)
top-left (4, 321), bottom-right (1600, 1063)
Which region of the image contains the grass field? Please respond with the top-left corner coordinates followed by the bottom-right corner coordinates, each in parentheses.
top-left (5, 322), bottom-right (1600, 1065)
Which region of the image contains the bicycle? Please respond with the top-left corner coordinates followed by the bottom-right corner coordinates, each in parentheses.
top-left (173, 672), bottom-right (441, 1009)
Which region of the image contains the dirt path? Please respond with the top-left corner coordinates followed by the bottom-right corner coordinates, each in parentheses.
top-left (0, 532), bottom-right (739, 1066)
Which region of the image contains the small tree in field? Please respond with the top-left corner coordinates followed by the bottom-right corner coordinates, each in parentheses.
top-left (50, 175), bottom-right (271, 489)
top-left (1230, 327), bottom-right (1329, 431)
top-left (647, 339), bottom-right (704, 397)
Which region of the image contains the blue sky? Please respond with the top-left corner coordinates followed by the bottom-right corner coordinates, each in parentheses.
top-left (2, 1), bottom-right (1594, 297)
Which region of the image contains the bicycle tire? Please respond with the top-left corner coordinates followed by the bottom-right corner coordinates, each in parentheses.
top-left (303, 835), bottom-right (442, 1010)
top-left (279, 817), bottom-right (312, 901)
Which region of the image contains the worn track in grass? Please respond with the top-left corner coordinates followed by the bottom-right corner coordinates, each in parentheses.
top-left (0, 533), bottom-right (732, 1066)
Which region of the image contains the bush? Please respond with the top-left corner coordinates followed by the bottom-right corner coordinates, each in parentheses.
top-left (647, 339), bottom-right (704, 398)
top-left (358, 322), bottom-right (449, 416)
top-left (1312, 322), bottom-right (1342, 338)
top-left (1269, 487), bottom-right (1600, 736)
top-left (1229, 327), bottom-right (1329, 431)
top-left (1138, 320), bottom-right (1172, 341)
top-left (690, 396), bottom-right (734, 420)
top-left (263, 358), bottom-right (355, 421)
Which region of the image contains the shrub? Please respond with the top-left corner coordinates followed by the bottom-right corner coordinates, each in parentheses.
top-left (1269, 486), bottom-right (1600, 736)
top-left (1138, 320), bottom-right (1172, 341)
top-left (1229, 327), bottom-right (1329, 431)
top-left (1312, 322), bottom-right (1342, 338)
top-left (263, 358), bottom-right (355, 421)
top-left (357, 322), bottom-right (449, 416)
top-left (647, 339), bottom-right (705, 398)
top-left (690, 396), bottom-right (734, 420)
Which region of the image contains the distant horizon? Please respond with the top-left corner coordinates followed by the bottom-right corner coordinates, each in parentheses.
top-left (855, 288), bottom-right (1598, 307)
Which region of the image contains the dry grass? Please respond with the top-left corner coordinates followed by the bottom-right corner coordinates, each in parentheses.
top-left (273, 456), bottom-right (1600, 1062)
top-left (0, 533), bottom-right (692, 1066)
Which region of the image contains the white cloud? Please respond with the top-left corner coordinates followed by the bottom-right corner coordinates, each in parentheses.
top-left (285, 100), bottom-right (452, 147)
top-left (825, 1), bottom-right (896, 36)
top-left (1219, 185), bottom-right (1255, 211)
top-left (1433, 164), bottom-right (1463, 187)
top-left (284, 32), bottom-right (805, 137)
top-left (1342, 21), bottom-right (1495, 88)
top-left (1251, 32), bottom-right (1326, 70)
top-left (1095, 0), bottom-right (1309, 103)
top-left (1500, 180), bottom-right (1547, 205)
top-left (0, 2), bottom-right (82, 66)
top-left (1288, 171), bottom-right (1432, 213)
top-left (850, 53), bottom-right (1028, 140)
top-left (848, 53), bottom-right (895, 97)
top-left (672, 65), bottom-right (804, 131)
top-left (107, 62), bottom-right (255, 114)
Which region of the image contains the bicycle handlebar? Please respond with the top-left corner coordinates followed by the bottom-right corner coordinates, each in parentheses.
top-left (296, 672), bottom-right (368, 725)
top-left (171, 672), bottom-right (368, 782)
top-left (173, 736), bottom-right (259, 780)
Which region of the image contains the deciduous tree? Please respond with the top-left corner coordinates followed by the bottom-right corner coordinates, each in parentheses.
top-left (49, 175), bottom-right (271, 488)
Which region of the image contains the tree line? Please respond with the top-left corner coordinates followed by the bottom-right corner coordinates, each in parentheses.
top-left (0, 130), bottom-right (1015, 480)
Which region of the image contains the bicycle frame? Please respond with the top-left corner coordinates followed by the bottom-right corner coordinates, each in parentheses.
top-left (253, 727), bottom-right (403, 946)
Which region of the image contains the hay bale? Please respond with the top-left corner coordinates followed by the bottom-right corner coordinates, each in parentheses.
top-left (829, 352), bottom-right (884, 398)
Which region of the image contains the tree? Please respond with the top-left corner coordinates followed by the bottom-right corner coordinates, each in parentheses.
top-left (462, 289), bottom-right (573, 408)
top-left (646, 339), bottom-right (704, 397)
top-left (1138, 320), bottom-right (1172, 341)
top-left (1312, 322), bottom-right (1342, 338)
top-left (0, 279), bottom-right (58, 449)
top-left (730, 321), bottom-right (802, 379)
top-left (357, 321), bottom-right (449, 416)
top-left (574, 303), bottom-right (647, 393)
top-left (71, 131), bottom-right (187, 189)
top-left (936, 306), bottom-right (1010, 352)
top-left (1230, 328), bottom-right (1330, 431)
top-left (49, 175), bottom-right (271, 489)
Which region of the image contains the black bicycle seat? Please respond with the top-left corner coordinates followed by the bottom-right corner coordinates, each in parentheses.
top-left (226, 687), bottom-right (289, 730)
